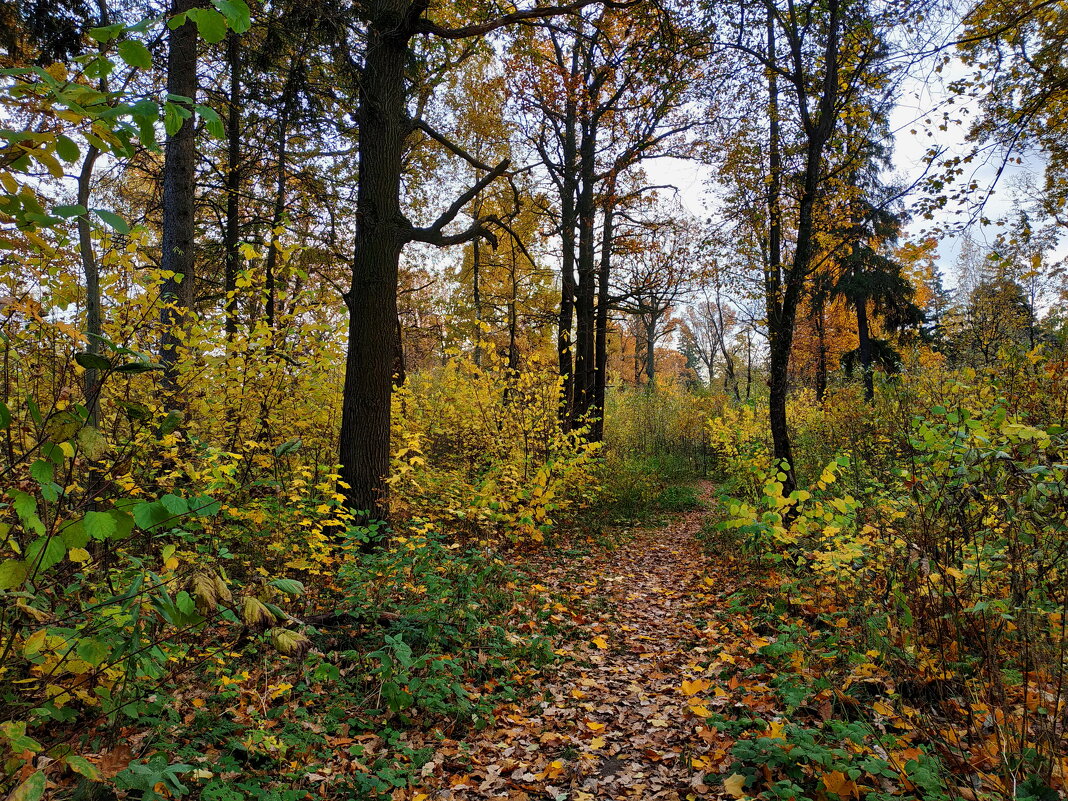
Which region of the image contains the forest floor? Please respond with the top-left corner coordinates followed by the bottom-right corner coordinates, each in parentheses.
top-left (418, 482), bottom-right (752, 800)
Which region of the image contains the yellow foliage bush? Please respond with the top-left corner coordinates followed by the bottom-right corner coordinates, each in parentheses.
top-left (388, 353), bottom-right (599, 543)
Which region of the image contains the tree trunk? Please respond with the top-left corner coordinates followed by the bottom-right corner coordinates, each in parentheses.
top-left (159, 0), bottom-right (200, 391)
top-left (856, 300), bottom-right (874, 402)
top-left (590, 201), bottom-right (613, 441)
top-left (471, 202), bottom-right (483, 367)
top-left (556, 91), bottom-right (579, 428)
top-left (224, 31), bottom-right (241, 342)
top-left (645, 314), bottom-right (656, 384)
top-left (264, 64), bottom-right (300, 342)
top-left (570, 123), bottom-right (597, 429)
top-left (339, 5), bottom-right (409, 520)
top-left (78, 144), bottom-right (102, 424)
top-left (814, 294), bottom-right (827, 403)
top-left (764, 8), bottom-right (795, 490)
top-left (745, 328), bottom-right (752, 401)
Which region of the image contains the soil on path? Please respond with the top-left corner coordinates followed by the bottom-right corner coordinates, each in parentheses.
top-left (420, 482), bottom-right (745, 800)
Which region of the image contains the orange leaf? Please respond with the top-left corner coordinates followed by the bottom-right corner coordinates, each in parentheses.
top-left (822, 770), bottom-right (858, 799)
top-left (680, 678), bottom-right (712, 696)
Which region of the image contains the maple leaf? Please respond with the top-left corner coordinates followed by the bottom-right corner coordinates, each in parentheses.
top-left (723, 773), bottom-right (748, 798)
top-left (680, 678), bottom-right (711, 696)
top-left (591, 635), bottom-right (608, 649)
top-left (822, 770), bottom-right (859, 799)
top-left (688, 701), bottom-right (714, 717)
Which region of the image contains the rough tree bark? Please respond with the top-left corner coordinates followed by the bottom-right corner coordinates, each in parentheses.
top-left (224, 31), bottom-right (241, 342)
top-left (159, 0), bottom-right (200, 391)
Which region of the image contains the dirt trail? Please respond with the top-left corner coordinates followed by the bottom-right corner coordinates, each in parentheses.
top-left (421, 482), bottom-right (741, 800)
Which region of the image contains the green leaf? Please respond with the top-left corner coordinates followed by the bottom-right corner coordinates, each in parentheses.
top-left (213, 0), bottom-right (251, 32)
top-left (10, 770), bottom-right (45, 801)
top-left (175, 591), bottom-right (195, 616)
top-left (29, 459), bottom-right (53, 486)
top-left (65, 754), bottom-right (101, 781)
top-left (26, 394), bottom-right (42, 425)
top-left (163, 101), bottom-right (190, 136)
top-left (0, 721), bottom-right (42, 752)
top-left (75, 352), bottom-right (111, 370)
top-left (133, 501), bottom-right (172, 531)
top-left (107, 509), bottom-right (135, 539)
top-left (55, 204), bottom-right (88, 219)
top-left (115, 361), bottom-right (163, 374)
top-left (75, 639), bottom-right (110, 668)
top-left (274, 438), bottom-right (302, 456)
top-left (0, 559), bottom-right (28, 590)
top-left (83, 511), bottom-right (117, 540)
top-left (12, 491), bottom-right (44, 534)
top-left (26, 536), bottom-right (65, 572)
top-left (270, 578), bottom-right (305, 596)
top-left (189, 494), bottom-right (220, 517)
top-left (160, 494), bottom-right (189, 515)
top-left (117, 39), bottom-right (152, 69)
top-left (60, 520), bottom-right (88, 549)
top-left (189, 7), bottom-right (227, 42)
top-left (195, 104), bottom-right (225, 139)
top-left (117, 399), bottom-right (152, 420)
top-left (158, 409), bottom-right (183, 435)
top-left (93, 208), bottom-right (130, 234)
top-left (87, 23), bottom-right (125, 43)
top-left (0, 400), bottom-right (9, 430)
top-left (55, 135), bottom-right (80, 162)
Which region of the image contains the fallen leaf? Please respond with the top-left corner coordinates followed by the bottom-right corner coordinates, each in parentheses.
top-left (680, 678), bottom-right (712, 696)
top-left (723, 773), bottom-right (747, 798)
top-left (822, 770), bottom-right (858, 799)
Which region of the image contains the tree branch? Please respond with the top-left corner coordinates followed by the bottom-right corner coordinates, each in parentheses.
top-left (414, 0), bottom-right (639, 40)
top-left (412, 119), bottom-right (498, 172)
top-left (408, 158), bottom-right (510, 245)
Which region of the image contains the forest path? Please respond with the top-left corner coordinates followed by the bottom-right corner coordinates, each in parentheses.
top-left (421, 481), bottom-right (747, 801)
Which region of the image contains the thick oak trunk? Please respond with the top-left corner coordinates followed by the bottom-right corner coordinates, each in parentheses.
top-left (339, 6), bottom-right (409, 520)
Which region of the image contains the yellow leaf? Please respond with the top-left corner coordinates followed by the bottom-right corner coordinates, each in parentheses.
top-left (68, 548), bottom-right (90, 562)
top-left (873, 700), bottom-right (895, 717)
top-left (766, 720), bottom-right (786, 739)
top-left (585, 720), bottom-right (606, 731)
top-left (589, 736), bottom-right (606, 749)
top-left (822, 770), bottom-right (858, 798)
top-left (688, 703), bottom-right (714, 717)
top-left (680, 678), bottom-right (711, 696)
top-left (723, 773), bottom-right (747, 798)
top-left (591, 635), bottom-right (608, 649)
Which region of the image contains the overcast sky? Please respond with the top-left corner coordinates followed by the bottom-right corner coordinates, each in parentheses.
top-left (646, 38), bottom-right (1051, 292)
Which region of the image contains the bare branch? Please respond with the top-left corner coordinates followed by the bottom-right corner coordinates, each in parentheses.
top-left (408, 158), bottom-right (511, 246)
top-left (412, 119), bottom-right (497, 172)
